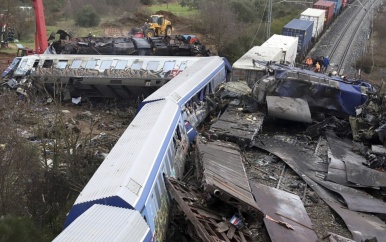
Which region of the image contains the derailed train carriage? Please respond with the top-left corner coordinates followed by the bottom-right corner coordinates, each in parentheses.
top-left (53, 56), bottom-right (231, 241)
top-left (5, 54), bottom-right (211, 99)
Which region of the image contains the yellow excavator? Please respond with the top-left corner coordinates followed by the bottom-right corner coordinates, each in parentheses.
top-left (143, 15), bottom-right (173, 38)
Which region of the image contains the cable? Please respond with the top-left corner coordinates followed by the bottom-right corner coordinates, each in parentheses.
top-left (249, 0), bottom-right (269, 49)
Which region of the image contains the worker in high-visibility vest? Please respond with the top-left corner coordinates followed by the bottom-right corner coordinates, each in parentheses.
top-left (314, 62), bottom-right (321, 73)
top-left (305, 57), bottom-right (313, 69)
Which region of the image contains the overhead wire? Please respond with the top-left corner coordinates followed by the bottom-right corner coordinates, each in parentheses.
top-left (249, 0), bottom-right (270, 49)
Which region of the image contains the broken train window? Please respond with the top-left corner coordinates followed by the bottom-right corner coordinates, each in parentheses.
top-left (147, 61), bottom-right (159, 71)
top-left (42, 60), bottom-right (53, 68)
top-left (115, 60), bottom-right (128, 70)
top-left (70, 60), bottom-right (82, 69)
top-left (100, 60), bottom-right (112, 70)
top-left (131, 61), bottom-right (143, 70)
top-left (179, 61), bottom-right (187, 70)
top-left (163, 61), bottom-right (175, 72)
top-left (85, 60), bottom-right (97, 69)
top-left (56, 60), bottom-right (68, 69)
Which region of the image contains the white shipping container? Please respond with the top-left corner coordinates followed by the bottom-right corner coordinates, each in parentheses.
top-left (232, 46), bottom-right (283, 83)
top-left (261, 34), bottom-right (298, 66)
top-left (300, 8), bottom-right (325, 38)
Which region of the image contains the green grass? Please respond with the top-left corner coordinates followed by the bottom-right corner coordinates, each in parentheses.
top-left (145, 3), bottom-right (198, 17)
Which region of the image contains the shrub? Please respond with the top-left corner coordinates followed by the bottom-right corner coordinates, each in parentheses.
top-left (355, 56), bottom-right (373, 74)
top-left (74, 5), bottom-right (101, 27)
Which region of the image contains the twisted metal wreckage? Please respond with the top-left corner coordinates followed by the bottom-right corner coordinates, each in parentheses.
top-left (1, 54), bottom-right (386, 241)
top-left (48, 30), bottom-right (211, 56)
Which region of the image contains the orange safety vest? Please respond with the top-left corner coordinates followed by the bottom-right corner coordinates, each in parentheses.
top-left (315, 62), bottom-right (320, 72)
top-left (306, 58), bottom-right (313, 66)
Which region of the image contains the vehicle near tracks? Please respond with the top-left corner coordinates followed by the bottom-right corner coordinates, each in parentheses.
top-left (53, 56), bottom-right (231, 241)
top-left (143, 14), bottom-right (173, 38)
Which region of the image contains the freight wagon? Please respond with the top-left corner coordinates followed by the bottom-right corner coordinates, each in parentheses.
top-left (232, 46), bottom-right (283, 87)
top-left (300, 8), bottom-right (326, 39)
top-left (282, 19), bottom-right (314, 58)
top-left (326, 0), bottom-right (343, 16)
top-left (261, 34), bottom-right (298, 66)
top-left (313, 0), bottom-right (335, 27)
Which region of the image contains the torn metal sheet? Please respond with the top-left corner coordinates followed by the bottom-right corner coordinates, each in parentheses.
top-left (254, 137), bottom-right (386, 241)
top-left (326, 148), bottom-right (364, 187)
top-left (327, 133), bottom-right (386, 187)
top-left (250, 182), bottom-right (318, 242)
top-left (209, 108), bottom-right (264, 147)
top-left (255, 137), bottom-right (386, 214)
top-left (266, 96), bottom-right (311, 123)
top-left (164, 176), bottom-right (254, 242)
top-left (220, 81), bottom-right (252, 98)
top-left (324, 232), bottom-right (355, 242)
top-left (198, 140), bottom-right (263, 217)
top-left (305, 116), bottom-right (350, 138)
top-left (371, 145), bottom-right (386, 155)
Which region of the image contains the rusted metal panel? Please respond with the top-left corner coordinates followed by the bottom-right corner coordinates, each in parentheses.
top-left (250, 182), bottom-right (318, 242)
top-left (210, 108), bottom-right (264, 146)
top-left (254, 137), bottom-right (386, 241)
top-left (198, 140), bottom-right (263, 216)
top-left (326, 133), bottom-right (386, 187)
top-left (164, 176), bottom-right (253, 242)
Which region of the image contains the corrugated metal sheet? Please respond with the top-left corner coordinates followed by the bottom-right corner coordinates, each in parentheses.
top-left (300, 8), bottom-right (326, 38)
top-left (143, 56), bottom-right (225, 105)
top-left (282, 19), bottom-right (313, 55)
top-left (71, 99), bottom-right (179, 209)
top-left (54, 204), bottom-right (151, 242)
top-left (232, 46), bottom-right (283, 70)
top-left (261, 34), bottom-right (298, 66)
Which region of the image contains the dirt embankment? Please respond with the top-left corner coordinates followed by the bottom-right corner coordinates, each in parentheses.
top-left (0, 52), bottom-right (16, 73)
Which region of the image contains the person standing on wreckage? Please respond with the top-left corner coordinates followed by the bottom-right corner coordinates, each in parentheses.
top-left (323, 56), bottom-right (330, 73)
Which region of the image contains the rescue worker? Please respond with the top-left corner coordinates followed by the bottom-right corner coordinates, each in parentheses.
top-left (314, 62), bottom-right (321, 73)
top-left (323, 56), bottom-right (330, 73)
top-left (305, 56), bottom-right (313, 69)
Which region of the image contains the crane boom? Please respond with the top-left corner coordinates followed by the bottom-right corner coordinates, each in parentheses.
top-left (32, 0), bottom-right (48, 54)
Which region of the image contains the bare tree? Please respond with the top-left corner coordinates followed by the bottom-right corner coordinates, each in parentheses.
top-left (197, 0), bottom-right (246, 55)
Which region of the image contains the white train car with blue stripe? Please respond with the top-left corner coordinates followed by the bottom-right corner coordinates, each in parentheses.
top-left (56, 56), bottom-right (231, 241)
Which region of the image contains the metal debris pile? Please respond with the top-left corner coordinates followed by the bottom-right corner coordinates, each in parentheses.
top-left (165, 64), bottom-right (386, 242)
top-left (48, 30), bottom-right (211, 56)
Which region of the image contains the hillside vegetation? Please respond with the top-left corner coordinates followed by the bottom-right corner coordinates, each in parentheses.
top-left (1, 0), bottom-right (304, 63)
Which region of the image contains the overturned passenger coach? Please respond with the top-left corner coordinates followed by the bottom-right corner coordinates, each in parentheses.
top-left (3, 54), bottom-right (212, 99)
top-left (53, 56), bottom-right (231, 241)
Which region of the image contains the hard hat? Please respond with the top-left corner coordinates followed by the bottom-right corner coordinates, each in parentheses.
top-left (332, 71), bottom-right (337, 75)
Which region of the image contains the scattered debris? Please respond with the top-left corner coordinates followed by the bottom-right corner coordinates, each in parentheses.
top-left (250, 182), bottom-right (318, 242)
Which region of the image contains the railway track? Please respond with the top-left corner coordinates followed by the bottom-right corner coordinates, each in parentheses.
top-left (328, 0), bottom-right (379, 75)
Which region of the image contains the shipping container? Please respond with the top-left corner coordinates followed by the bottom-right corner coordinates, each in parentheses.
top-left (300, 8), bottom-right (326, 39)
top-left (313, 0), bottom-right (334, 26)
top-left (261, 34), bottom-right (298, 66)
top-left (326, 0), bottom-right (342, 16)
top-left (282, 19), bottom-right (313, 57)
top-left (232, 46), bottom-right (283, 85)
top-left (342, 0), bottom-right (347, 8)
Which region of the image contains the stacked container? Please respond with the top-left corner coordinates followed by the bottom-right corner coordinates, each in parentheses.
top-left (261, 34), bottom-right (298, 66)
top-left (300, 8), bottom-right (326, 39)
top-left (325, 0), bottom-right (342, 16)
top-left (282, 19), bottom-right (313, 57)
top-left (232, 46), bottom-right (283, 84)
top-left (313, 0), bottom-right (334, 27)
top-left (342, 0), bottom-right (347, 9)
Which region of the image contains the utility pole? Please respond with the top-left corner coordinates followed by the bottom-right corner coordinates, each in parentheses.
top-left (266, 0), bottom-right (272, 40)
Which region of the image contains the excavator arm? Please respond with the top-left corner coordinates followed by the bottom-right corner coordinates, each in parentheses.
top-left (32, 0), bottom-right (48, 54)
